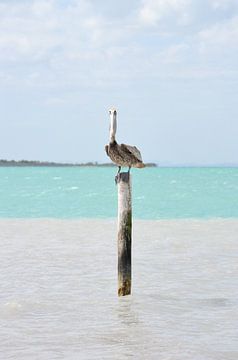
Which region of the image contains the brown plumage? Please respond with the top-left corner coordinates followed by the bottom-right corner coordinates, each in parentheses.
top-left (105, 109), bottom-right (145, 172)
top-left (105, 141), bottom-right (145, 169)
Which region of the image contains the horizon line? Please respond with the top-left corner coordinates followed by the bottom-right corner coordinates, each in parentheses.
top-left (0, 159), bottom-right (237, 168)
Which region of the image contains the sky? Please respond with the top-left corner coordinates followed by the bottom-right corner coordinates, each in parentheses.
top-left (0, 0), bottom-right (238, 165)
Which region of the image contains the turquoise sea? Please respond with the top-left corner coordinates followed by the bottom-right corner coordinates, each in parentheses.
top-left (0, 166), bottom-right (237, 219)
top-left (1, 167), bottom-right (238, 359)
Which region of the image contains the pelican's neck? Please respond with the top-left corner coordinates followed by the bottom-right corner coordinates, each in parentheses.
top-left (109, 112), bottom-right (117, 143)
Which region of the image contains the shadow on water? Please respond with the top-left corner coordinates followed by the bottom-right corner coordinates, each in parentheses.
top-left (116, 297), bottom-right (141, 326)
top-left (95, 297), bottom-right (156, 359)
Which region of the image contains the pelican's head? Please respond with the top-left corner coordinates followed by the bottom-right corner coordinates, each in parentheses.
top-left (109, 108), bottom-right (117, 142)
top-left (109, 108), bottom-right (117, 118)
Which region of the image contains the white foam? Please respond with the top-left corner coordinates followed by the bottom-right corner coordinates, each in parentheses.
top-left (4, 301), bottom-right (22, 313)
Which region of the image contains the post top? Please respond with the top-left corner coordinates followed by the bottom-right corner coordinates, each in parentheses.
top-left (116, 172), bottom-right (130, 184)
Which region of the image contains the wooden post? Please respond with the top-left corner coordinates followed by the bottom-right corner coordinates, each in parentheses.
top-left (117, 172), bottom-right (132, 296)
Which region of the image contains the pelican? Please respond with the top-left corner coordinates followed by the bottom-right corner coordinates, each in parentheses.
top-left (105, 108), bottom-right (145, 179)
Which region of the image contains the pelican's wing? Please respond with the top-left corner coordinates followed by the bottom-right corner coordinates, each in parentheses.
top-left (105, 145), bottom-right (109, 156)
top-left (121, 144), bottom-right (143, 162)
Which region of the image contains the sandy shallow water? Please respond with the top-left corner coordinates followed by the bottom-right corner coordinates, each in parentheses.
top-left (1, 219), bottom-right (238, 360)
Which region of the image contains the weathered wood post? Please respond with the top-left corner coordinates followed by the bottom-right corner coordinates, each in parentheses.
top-left (117, 172), bottom-right (132, 296)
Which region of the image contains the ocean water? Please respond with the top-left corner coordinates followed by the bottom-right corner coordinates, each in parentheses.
top-left (0, 166), bottom-right (237, 219)
top-left (1, 167), bottom-right (238, 359)
top-left (1, 219), bottom-right (238, 360)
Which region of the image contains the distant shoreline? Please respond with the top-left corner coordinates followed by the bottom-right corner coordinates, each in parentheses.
top-left (0, 160), bottom-right (157, 167)
top-left (0, 160), bottom-right (237, 168)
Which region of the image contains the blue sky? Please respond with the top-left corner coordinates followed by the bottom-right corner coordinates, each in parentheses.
top-left (0, 0), bottom-right (237, 164)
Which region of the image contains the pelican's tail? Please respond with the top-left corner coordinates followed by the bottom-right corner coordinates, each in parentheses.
top-left (135, 162), bottom-right (145, 168)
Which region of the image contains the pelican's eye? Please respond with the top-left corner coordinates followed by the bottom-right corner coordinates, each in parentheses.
top-left (109, 110), bottom-right (111, 114)
top-left (113, 110), bottom-right (117, 115)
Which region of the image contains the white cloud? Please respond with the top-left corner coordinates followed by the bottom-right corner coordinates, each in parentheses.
top-left (198, 15), bottom-right (238, 53)
top-left (0, 0), bottom-right (113, 63)
top-left (0, 1), bottom-right (61, 61)
top-left (0, 0), bottom-right (238, 92)
top-left (0, 0), bottom-right (138, 92)
top-left (138, 0), bottom-right (191, 26)
top-left (31, 0), bottom-right (54, 16)
top-left (209, 0), bottom-right (238, 10)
